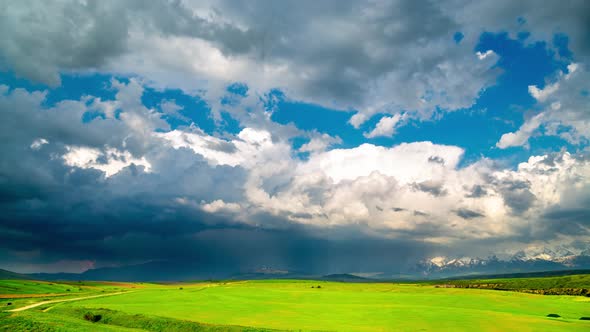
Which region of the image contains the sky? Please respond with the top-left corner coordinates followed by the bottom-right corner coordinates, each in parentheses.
top-left (0, 0), bottom-right (589, 275)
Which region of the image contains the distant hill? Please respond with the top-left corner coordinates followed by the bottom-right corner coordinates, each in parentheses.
top-left (0, 268), bottom-right (32, 280)
top-left (321, 274), bottom-right (370, 282)
top-left (228, 271), bottom-right (315, 281)
top-left (29, 260), bottom-right (236, 282)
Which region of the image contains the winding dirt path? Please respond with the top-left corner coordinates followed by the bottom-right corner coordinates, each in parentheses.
top-left (7, 291), bottom-right (132, 312)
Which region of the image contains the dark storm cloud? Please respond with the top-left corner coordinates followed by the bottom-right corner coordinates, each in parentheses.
top-left (0, 83), bottom-right (259, 273)
top-left (541, 207), bottom-right (590, 236)
top-left (0, 176), bottom-right (437, 276)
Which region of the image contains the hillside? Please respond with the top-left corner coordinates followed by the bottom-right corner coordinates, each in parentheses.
top-left (0, 268), bottom-right (31, 280)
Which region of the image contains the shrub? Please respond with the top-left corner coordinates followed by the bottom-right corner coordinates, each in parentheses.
top-left (317, 285), bottom-right (322, 289)
top-left (83, 312), bottom-right (102, 323)
top-left (66, 289), bottom-right (70, 292)
top-left (6, 302), bottom-right (12, 306)
top-left (547, 314), bottom-right (560, 318)
top-left (580, 317), bottom-right (590, 320)
top-left (179, 287), bottom-right (183, 290)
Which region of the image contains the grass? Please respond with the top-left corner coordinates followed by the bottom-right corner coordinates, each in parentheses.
top-left (0, 280), bottom-right (84, 295)
top-left (1, 278), bottom-right (590, 331)
top-left (0, 279), bottom-right (145, 313)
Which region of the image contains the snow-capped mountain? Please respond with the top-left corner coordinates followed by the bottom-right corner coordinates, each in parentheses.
top-left (415, 245), bottom-right (590, 278)
top-left (511, 245), bottom-right (576, 262)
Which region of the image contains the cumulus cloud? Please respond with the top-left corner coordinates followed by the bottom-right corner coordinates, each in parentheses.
top-left (496, 63), bottom-right (590, 148)
top-left (496, 113), bottom-right (544, 149)
top-left (364, 114), bottom-right (405, 138)
top-left (62, 146), bottom-right (152, 177)
top-left (299, 134), bottom-right (342, 154)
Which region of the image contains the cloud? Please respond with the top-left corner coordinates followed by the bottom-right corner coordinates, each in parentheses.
top-left (62, 146), bottom-right (152, 177)
top-left (2, 1), bottom-right (590, 273)
top-left (496, 63), bottom-right (590, 148)
top-left (30, 138), bottom-right (49, 150)
top-left (364, 114), bottom-right (405, 138)
top-left (455, 208), bottom-right (485, 219)
top-left (450, 0), bottom-right (590, 57)
top-left (496, 113), bottom-right (544, 149)
top-left (0, 1), bottom-right (129, 86)
top-left (428, 156), bottom-right (446, 165)
top-left (1, 80), bottom-right (590, 273)
top-left (412, 181), bottom-right (447, 197)
top-left (0, 0), bottom-right (503, 131)
top-left (465, 185), bottom-right (487, 198)
top-left (299, 134), bottom-right (342, 154)
top-left (160, 99), bottom-right (188, 122)
top-left (299, 142), bottom-right (464, 184)
top-left (2, 1), bottom-right (588, 137)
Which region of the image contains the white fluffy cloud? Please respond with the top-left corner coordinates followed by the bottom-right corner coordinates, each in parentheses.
top-left (496, 113), bottom-right (544, 149)
top-left (497, 63), bottom-right (590, 148)
top-left (156, 125), bottom-right (585, 247)
top-left (63, 146), bottom-right (152, 177)
top-left (364, 114), bottom-right (405, 138)
top-left (299, 134), bottom-right (342, 154)
top-left (299, 142), bottom-right (464, 184)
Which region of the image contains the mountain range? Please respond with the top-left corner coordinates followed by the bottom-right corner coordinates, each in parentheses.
top-left (415, 245), bottom-right (590, 278)
top-left (11, 245), bottom-right (590, 282)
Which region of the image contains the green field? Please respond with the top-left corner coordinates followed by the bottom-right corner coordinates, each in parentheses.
top-left (1, 278), bottom-right (589, 331)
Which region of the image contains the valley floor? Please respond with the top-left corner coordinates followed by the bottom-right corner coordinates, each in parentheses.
top-left (1, 278), bottom-right (589, 331)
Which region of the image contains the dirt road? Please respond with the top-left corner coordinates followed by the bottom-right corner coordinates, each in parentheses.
top-left (7, 291), bottom-right (132, 312)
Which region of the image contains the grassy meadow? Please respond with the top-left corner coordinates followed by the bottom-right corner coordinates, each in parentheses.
top-left (1, 277), bottom-right (589, 331)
